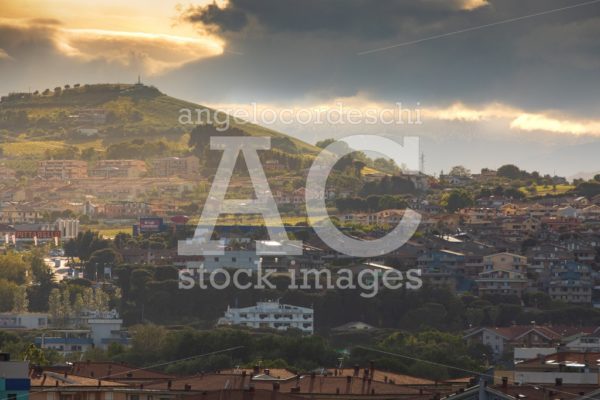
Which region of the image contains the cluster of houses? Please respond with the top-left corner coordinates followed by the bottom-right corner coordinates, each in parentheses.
top-left (6, 354), bottom-right (600, 400)
top-left (4, 358), bottom-right (477, 400)
top-left (37, 156), bottom-right (200, 180)
top-left (0, 308), bottom-right (128, 356)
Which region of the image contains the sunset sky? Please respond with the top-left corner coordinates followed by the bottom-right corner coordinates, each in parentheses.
top-left (1, 0), bottom-right (600, 175)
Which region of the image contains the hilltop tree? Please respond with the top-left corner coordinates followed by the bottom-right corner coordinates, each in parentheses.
top-left (316, 138), bottom-right (336, 148)
top-left (576, 181), bottom-right (600, 198)
top-left (449, 165), bottom-right (471, 177)
top-left (497, 164), bottom-right (521, 180)
top-left (353, 160), bottom-right (366, 177)
top-left (442, 189), bottom-right (474, 212)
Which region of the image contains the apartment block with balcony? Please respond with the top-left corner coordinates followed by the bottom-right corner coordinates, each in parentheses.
top-left (149, 156), bottom-right (200, 177)
top-left (476, 252), bottom-right (530, 297)
top-left (38, 160), bottom-right (88, 180)
top-left (89, 160), bottom-right (147, 178)
top-left (547, 261), bottom-right (593, 304)
top-left (218, 300), bottom-right (314, 334)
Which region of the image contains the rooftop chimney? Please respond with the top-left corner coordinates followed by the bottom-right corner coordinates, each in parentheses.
top-left (271, 382), bottom-right (280, 400)
top-left (309, 372), bottom-right (316, 393)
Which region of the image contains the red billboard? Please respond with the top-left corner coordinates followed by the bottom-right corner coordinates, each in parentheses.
top-left (15, 231), bottom-right (61, 239)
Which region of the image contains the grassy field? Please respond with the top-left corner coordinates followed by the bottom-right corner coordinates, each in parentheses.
top-left (520, 184), bottom-right (575, 197)
top-left (89, 227), bottom-right (132, 239)
top-left (1, 140), bottom-right (68, 156)
top-left (87, 215), bottom-right (319, 239)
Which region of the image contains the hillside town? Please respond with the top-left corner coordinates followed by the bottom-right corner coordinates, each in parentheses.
top-left (2, 0), bottom-right (600, 398)
top-left (3, 158), bottom-right (600, 400)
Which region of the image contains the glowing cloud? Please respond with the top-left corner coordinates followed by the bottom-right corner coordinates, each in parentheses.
top-left (57, 28), bottom-right (223, 75)
top-left (460, 0), bottom-right (490, 11)
top-left (207, 97), bottom-right (600, 137)
top-left (0, 49), bottom-right (12, 60)
top-left (511, 113), bottom-right (600, 136)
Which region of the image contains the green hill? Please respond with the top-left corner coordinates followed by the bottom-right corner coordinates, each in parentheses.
top-left (0, 83), bottom-right (320, 159)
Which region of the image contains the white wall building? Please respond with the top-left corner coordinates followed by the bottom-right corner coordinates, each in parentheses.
top-left (565, 334), bottom-right (600, 352)
top-left (202, 250), bottom-right (260, 271)
top-left (218, 300), bottom-right (314, 334)
top-left (0, 313), bottom-right (49, 329)
top-left (36, 310), bottom-right (128, 355)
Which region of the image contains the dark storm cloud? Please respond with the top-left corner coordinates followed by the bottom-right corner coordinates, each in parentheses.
top-left (182, 0), bottom-right (489, 39)
top-left (166, 0), bottom-right (600, 116)
top-left (183, 2), bottom-right (248, 33)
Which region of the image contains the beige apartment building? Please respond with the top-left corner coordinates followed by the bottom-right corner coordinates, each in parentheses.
top-left (149, 156), bottom-right (200, 177)
top-left (89, 160), bottom-right (148, 178)
top-left (38, 160), bottom-right (88, 180)
top-left (476, 252), bottom-right (530, 297)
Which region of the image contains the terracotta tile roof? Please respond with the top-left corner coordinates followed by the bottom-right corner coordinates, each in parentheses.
top-left (145, 373), bottom-right (444, 396)
top-left (30, 371), bottom-right (127, 387)
top-left (68, 361), bottom-right (175, 381)
top-left (443, 377), bottom-right (473, 384)
top-left (330, 369), bottom-right (435, 385)
top-left (220, 368), bottom-right (298, 380)
top-left (185, 388), bottom-right (435, 400)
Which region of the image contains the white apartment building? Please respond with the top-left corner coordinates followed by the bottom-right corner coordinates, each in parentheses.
top-left (218, 300), bottom-right (314, 334)
top-left (0, 313), bottom-right (49, 329)
top-left (202, 250), bottom-right (260, 271)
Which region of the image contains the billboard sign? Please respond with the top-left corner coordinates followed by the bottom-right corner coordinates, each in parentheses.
top-left (139, 217), bottom-right (163, 233)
